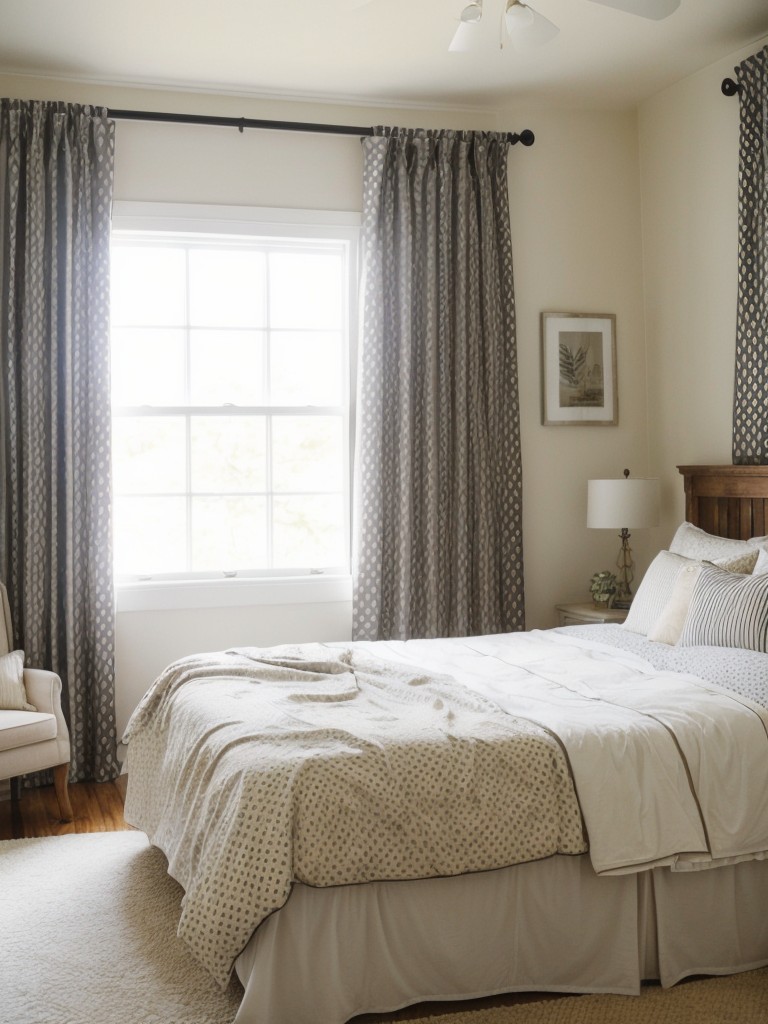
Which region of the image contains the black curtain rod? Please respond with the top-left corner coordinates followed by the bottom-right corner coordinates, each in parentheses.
top-left (721, 77), bottom-right (741, 96)
top-left (106, 107), bottom-right (535, 146)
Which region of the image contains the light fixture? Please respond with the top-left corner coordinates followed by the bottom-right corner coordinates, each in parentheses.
top-left (461, 1), bottom-right (483, 23)
top-left (448, 0), bottom-right (679, 54)
top-left (504, 1), bottom-right (559, 49)
top-left (450, 1), bottom-right (484, 51)
top-left (587, 469), bottom-right (660, 608)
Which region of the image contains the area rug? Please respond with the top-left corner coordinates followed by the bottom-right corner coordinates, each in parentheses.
top-left (0, 831), bottom-right (242, 1024)
top-left (416, 969), bottom-right (768, 1023)
top-left (1, 832), bottom-right (767, 1024)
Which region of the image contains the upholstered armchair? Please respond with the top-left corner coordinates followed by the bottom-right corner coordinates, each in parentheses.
top-left (0, 583), bottom-right (73, 822)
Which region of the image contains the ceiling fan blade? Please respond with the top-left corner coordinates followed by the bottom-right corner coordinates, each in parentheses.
top-left (585, 0), bottom-right (680, 20)
top-left (505, 5), bottom-right (560, 50)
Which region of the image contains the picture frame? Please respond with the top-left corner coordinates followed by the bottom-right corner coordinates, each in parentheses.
top-left (541, 311), bottom-right (617, 426)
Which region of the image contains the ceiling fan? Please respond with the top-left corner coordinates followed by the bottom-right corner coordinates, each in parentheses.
top-left (326, 0), bottom-right (681, 52)
top-left (449, 0), bottom-right (680, 52)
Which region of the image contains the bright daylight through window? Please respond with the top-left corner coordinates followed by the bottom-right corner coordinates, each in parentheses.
top-left (110, 207), bottom-right (355, 584)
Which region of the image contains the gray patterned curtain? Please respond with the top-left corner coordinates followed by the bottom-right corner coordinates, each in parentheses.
top-left (353, 128), bottom-right (524, 641)
top-left (733, 46), bottom-right (768, 464)
top-left (0, 99), bottom-right (119, 781)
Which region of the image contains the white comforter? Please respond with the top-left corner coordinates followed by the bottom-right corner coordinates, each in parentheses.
top-left (352, 631), bottom-right (768, 875)
top-left (123, 629), bottom-right (768, 986)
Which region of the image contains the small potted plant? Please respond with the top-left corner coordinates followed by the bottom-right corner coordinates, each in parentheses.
top-left (589, 570), bottom-right (617, 609)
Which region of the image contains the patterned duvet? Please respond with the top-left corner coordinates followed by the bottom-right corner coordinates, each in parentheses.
top-left (122, 629), bottom-right (768, 987)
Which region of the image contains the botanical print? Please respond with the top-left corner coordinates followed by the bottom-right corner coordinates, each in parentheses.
top-left (558, 330), bottom-right (604, 408)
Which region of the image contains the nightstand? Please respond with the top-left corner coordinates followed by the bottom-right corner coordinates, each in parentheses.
top-left (555, 602), bottom-right (628, 627)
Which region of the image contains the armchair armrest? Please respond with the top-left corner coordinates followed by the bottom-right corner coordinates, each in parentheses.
top-left (23, 669), bottom-right (63, 716)
top-left (22, 669), bottom-right (71, 747)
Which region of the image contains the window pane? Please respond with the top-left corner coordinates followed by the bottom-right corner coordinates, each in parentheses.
top-left (188, 249), bottom-right (266, 328)
top-left (191, 497), bottom-right (267, 571)
top-left (189, 330), bottom-right (265, 406)
top-left (273, 495), bottom-right (346, 568)
top-left (111, 328), bottom-right (186, 407)
top-left (113, 496), bottom-right (187, 575)
top-left (272, 416), bottom-right (345, 492)
top-left (270, 331), bottom-right (342, 406)
top-left (190, 416), bottom-right (267, 493)
top-left (111, 220), bottom-right (352, 580)
top-left (112, 417), bottom-right (186, 494)
top-left (269, 252), bottom-right (343, 330)
top-left (111, 246), bottom-right (186, 326)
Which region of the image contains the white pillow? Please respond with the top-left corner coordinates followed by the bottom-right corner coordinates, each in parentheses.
top-left (678, 565), bottom-right (768, 653)
top-left (669, 521), bottom-right (756, 561)
top-left (754, 548), bottom-right (768, 576)
top-left (647, 563), bottom-right (703, 645)
top-left (623, 548), bottom-right (759, 637)
top-left (0, 650), bottom-right (35, 711)
top-left (623, 552), bottom-right (694, 635)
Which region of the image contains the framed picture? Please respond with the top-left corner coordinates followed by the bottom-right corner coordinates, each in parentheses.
top-left (541, 312), bottom-right (617, 426)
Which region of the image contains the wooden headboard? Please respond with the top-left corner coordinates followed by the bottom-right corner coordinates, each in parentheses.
top-left (678, 465), bottom-right (768, 540)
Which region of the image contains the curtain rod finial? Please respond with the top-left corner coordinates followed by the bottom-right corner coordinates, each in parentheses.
top-left (722, 77), bottom-right (740, 97)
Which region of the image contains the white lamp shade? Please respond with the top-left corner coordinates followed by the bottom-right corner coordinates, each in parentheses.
top-left (587, 477), bottom-right (660, 530)
top-left (505, 2), bottom-right (560, 48)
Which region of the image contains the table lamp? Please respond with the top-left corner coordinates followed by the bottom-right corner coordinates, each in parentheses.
top-left (587, 469), bottom-right (660, 608)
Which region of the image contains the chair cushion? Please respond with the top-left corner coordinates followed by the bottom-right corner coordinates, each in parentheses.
top-left (0, 711), bottom-right (57, 752)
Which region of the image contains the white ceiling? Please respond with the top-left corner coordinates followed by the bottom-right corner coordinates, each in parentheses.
top-left (1, 0), bottom-right (767, 111)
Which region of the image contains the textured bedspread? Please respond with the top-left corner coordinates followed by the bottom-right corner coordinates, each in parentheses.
top-left (123, 631), bottom-right (768, 988)
top-left (123, 643), bottom-right (585, 986)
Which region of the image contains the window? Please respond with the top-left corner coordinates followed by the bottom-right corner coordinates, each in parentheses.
top-left (110, 203), bottom-right (358, 592)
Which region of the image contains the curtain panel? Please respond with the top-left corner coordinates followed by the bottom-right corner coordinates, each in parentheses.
top-left (733, 46), bottom-right (768, 464)
top-left (0, 99), bottom-right (119, 781)
top-left (353, 128), bottom-right (524, 641)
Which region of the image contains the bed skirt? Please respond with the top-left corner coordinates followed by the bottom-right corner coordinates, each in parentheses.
top-left (234, 853), bottom-right (768, 1024)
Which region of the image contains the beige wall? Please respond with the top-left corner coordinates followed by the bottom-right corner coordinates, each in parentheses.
top-left (0, 75), bottom-right (649, 730)
top-left (638, 35), bottom-right (768, 542)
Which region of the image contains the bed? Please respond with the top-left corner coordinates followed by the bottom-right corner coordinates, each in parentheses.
top-left (122, 464), bottom-right (768, 1024)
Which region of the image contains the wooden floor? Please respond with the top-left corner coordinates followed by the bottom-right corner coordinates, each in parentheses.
top-left (0, 778), bottom-right (560, 1022)
top-left (0, 777), bottom-right (131, 841)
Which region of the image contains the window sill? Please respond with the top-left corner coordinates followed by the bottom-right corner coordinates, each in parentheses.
top-left (115, 575), bottom-right (353, 613)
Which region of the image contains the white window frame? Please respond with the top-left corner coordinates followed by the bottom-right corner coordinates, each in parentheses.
top-left (111, 202), bottom-right (359, 612)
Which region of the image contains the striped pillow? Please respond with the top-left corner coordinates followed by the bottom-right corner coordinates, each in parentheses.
top-left (678, 565), bottom-right (768, 652)
top-left (623, 548), bottom-right (759, 637)
top-left (0, 649), bottom-right (34, 711)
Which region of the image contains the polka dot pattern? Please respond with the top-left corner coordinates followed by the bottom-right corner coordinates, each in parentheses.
top-left (560, 624), bottom-right (768, 709)
top-left (733, 46), bottom-right (768, 465)
top-left (123, 644), bottom-right (585, 987)
top-left (353, 129), bottom-right (524, 641)
top-left (0, 100), bottom-right (119, 783)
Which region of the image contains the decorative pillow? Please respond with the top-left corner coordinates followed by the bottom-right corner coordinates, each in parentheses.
top-left (712, 548), bottom-right (761, 575)
top-left (622, 551), bottom-right (696, 635)
top-left (754, 548), bottom-right (768, 576)
top-left (647, 563), bottom-right (703, 645)
top-left (0, 650), bottom-right (35, 711)
top-left (678, 565), bottom-right (768, 653)
top-left (623, 549), bottom-right (759, 637)
top-left (669, 521), bottom-right (756, 561)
